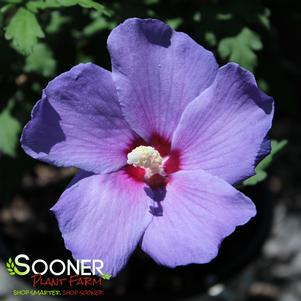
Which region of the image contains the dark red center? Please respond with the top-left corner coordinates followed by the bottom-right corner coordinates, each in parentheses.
top-left (124, 133), bottom-right (181, 187)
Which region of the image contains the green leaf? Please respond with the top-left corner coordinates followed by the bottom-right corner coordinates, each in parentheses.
top-left (259, 139), bottom-right (288, 170)
top-left (243, 139), bottom-right (288, 186)
top-left (0, 102), bottom-right (21, 157)
top-left (82, 15), bottom-right (115, 36)
top-left (26, 0), bottom-right (75, 12)
top-left (243, 170), bottom-right (267, 186)
top-left (26, 0), bottom-right (111, 15)
top-left (26, 1), bottom-right (48, 12)
top-left (204, 31), bottom-right (217, 47)
top-left (8, 258), bottom-right (12, 263)
top-left (4, 7), bottom-right (44, 55)
top-left (218, 27), bottom-right (262, 71)
top-left (46, 11), bottom-right (71, 33)
top-left (193, 12), bottom-right (201, 22)
top-left (57, 0), bottom-right (78, 6)
top-left (216, 13), bottom-right (232, 21)
top-left (24, 43), bottom-right (56, 77)
top-left (258, 78), bottom-right (269, 93)
top-left (0, 4), bottom-right (14, 14)
top-left (144, 0), bottom-right (159, 4)
top-left (4, 0), bottom-right (22, 4)
top-left (166, 18), bottom-right (182, 29)
top-left (77, 0), bottom-right (108, 13)
top-left (85, 1), bottom-right (112, 16)
top-left (257, 8), bottom-right (271, 30)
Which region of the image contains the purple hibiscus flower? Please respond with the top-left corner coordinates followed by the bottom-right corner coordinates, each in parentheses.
top-left (21, 18), bottom-right (274, 276)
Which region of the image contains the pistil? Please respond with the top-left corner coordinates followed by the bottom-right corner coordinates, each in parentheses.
top-left (127, 146), bottom-right (165, 180)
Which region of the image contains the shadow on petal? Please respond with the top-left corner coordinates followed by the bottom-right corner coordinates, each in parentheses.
top-left (144, 186), bottom-right (167, 217)
top-left (250, 87), bottom-right (274, 114)
top-left (140, 20), bottom-right (172, 48)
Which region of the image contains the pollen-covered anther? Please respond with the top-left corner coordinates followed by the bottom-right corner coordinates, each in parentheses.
top-left (127, 146), bottom-right (165, 179)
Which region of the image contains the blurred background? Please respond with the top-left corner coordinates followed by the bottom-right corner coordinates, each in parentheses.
top-left (0, 0), bottom-right (300, 300)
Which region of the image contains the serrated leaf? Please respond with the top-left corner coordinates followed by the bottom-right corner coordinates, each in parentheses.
top-left (243, 139), bottom-right (288, 186)
top-left (76, 0), bottom-right (111, 15)
top-left (26, 1), bottom-right (48, 12)
top-left (218, 27), bottom-right (262, 71)
top-left (4, 7), bottom-right (44, 55)
top-left (25, 43), bottom-right (56, 77)
top-left (26, 0), bottom-right (75, 11)
top-left (26, 0), bottom-right (111, 15)
top-left (0, 102), bottom-right (21, 157)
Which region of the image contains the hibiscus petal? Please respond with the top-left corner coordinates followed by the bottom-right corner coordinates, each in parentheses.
top-left (171, 63), bottom-right (274, 184)
top-left (141, 170), bottom-right (256, 267)
top-left (21, 63), bottom-right (135, 174)
top-left (51, 170), bottom-right (152, 276)
top-left (108, 18), bottom-right (218, 141)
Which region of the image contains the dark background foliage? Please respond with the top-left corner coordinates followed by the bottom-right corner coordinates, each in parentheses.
top-left (0, 0), bottom-right (300, 300)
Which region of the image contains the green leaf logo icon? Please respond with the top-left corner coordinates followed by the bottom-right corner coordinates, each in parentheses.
top-left (6, 257), bottom-right (16, 276)
top-left (101, 273), bottom-right (112, 280)
top-left (6, 257), bottom-right (24, 276)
